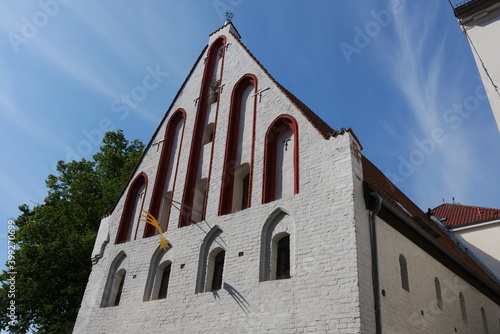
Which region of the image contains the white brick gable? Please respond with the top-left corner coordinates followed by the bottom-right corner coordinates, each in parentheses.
top-left (74, 22), bottom-right (500, 333)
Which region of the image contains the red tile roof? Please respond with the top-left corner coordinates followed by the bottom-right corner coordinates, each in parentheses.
top-left (432, 203), bottom-right (500, 228)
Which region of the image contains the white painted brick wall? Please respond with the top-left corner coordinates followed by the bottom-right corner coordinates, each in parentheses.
top-left (74, 23), bottom-right (367, 333)
top-left (376, 220), bottom-right (500, 334)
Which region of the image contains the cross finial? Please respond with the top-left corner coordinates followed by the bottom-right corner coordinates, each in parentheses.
top-left (225, 11), bottom-right (234, 22)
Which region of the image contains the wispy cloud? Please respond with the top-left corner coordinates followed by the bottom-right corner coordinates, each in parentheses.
top-left (379, 1), bottom-right (481, 207)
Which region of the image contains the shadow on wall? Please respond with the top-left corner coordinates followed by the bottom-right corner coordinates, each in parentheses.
top-left (462, 241), bottom-right (500, 281)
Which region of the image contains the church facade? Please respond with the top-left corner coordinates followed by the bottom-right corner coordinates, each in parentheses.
top-left (73, 22), bottom-right (500, 333)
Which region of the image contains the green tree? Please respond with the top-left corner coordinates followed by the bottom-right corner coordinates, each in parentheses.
top-left (0, 130), bottom-right (144, 333)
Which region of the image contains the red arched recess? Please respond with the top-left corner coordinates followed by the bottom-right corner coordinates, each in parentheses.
top-left (262, 115), bottom-right (299, 204)
top-left (219, 74), bottom-right (258, 215)
top-left (115, 172), bottom-right (148, 244)
top-left (180, 36), bottom-right (227, 227)
top-left (144, 109), bottom-right (186, 237)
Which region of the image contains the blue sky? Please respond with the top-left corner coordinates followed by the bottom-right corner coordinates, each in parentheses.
top-left (0, 0), bottom-right (499, 314)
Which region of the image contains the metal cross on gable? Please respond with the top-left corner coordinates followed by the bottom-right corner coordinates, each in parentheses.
top-left (252, 87), bottom-right (270, 103)
top-left (225, 11), bottom-right (234, 21)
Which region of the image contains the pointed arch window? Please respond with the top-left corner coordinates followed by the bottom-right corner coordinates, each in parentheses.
top-left (192, 178), bottom-right (208, 223)
top-left (101, 252), bottom-right (127, 307)
top-left (399, 254), bottom-right (409, 292)
top-left (220, 75), bottom-right (257, 215)
top-left (195, 226), bottom-right (225, 293)
top-left (116, 173), bottom-right (148, 244)
top-left (112, 270), bottom-right (126, 306)
top-left (275, 234), bottom-right (291, 280)
top-left (482, 307), bottom-right (489, 334)
top-left (208, 249), bottom-right (225, 291)
top-left (434, 277), bottom-right (443, 310)
top-left (145, 110), bottom-right (186, 237)
top-left (263, 116), bottom-right (299, 204)
top-left (181, 36), bottom-right (226, 227)
top-left (260, 210), bottom-right (294, 281)
top-left (459, 292), bottom-right (467, 323)
top-left (156, 262), bottom-right (172, 299)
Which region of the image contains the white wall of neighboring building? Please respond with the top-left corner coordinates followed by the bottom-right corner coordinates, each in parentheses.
top-left (377, 219), bottom-right (500, 334)
top-left (451, 220), bottom-right (500, 281)
top-left (461, 4), bottom-right (500, 131)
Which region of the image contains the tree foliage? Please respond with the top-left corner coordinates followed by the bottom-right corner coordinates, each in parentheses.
top-left (0, 130), bottom-right (144, 333)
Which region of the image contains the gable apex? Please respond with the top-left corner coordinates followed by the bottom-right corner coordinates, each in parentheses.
top-left (209, 20), bottom-right (241, 44)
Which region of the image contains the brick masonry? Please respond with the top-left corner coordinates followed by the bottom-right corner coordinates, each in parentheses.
top-left (73, 22), bottom-right (500, 334)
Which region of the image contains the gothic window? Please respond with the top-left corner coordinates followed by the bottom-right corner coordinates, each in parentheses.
top-left (231, 164), bottom-right (250, 213)
top-left (143, 247), bottom-right (172, 301)
top-left (101, 252), bottom-right (127, 307)
top-left (116, 173), bottom-right (148, 243)
top-left (195, 226), bottom-right (225, 293)
top-left (145, 109), bottom-right (185, 237)
top-left (181, 37), bottom-right (226, 227)
top-left (192, 178), bottom-right (208, 223)
top-left (112, 270), bottom-right (126, 306)
top-left (482, 307), bottom-right (489, 334)
top-left (208, 249), bottom-right (225, 291)
top-left (260, 210), bottom-right (294, 281)
top-left (399, 254), bottom-right (409, 292)
top-left (459, 292), bottom-right (467, 324)
top-left (263, 116), bottom-right (299, 204)
top-left (219, 75), bottom-right (256, 215)
top-left (435, 277), bottom-right (443, 310)
top-left (275, 234), bottom-right (291, 280)
top-left (157, 262), bottom-right (172, 299)
top-left (202, 123), bottom-right (215, 145)
top-left (208, 80), bottom-right (220, 104)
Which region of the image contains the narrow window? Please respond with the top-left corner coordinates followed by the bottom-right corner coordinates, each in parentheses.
top-left (482, 307), bottom-right (489, 334)
top-left (276, 235), bottom-right (291, 279)
top-left (219, 76), bottom-right (256, 216)
top-left (241, 173), bottom-right (250, 210)
top-left (146, 110), bottom-right (185, 237)
top-left (157, 264), bottom-right (171, 299)
top-left (157, 192), bottom-right (173, 233)
top-left (181, 37), bottom-right (226, 227)
top-left (260, 211), bottom-right (294, 281)
top-left (263, 116), bottom-right (299, 204)
top-left (113, 271), bottom-right (126, 306)
top-left (435, 277), bottom-right (443, 310)
top-left (116, 173), bottom-right (147, 243)
top-left (208, 80), bottom-right (220, 104)
top-left (459, 292), bottom-right (467, 323)
top-left (399, 254), bottom-right (409, 292)
top-left (211, 250), bottom-right (225, 291)
top-left (101, 252), bottom-right (127, 307)
top-left (192, 178), bottom-right (207, 223)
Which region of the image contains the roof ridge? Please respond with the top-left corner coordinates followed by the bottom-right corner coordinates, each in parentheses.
top-left (434, 202), bottom-right (500, 212)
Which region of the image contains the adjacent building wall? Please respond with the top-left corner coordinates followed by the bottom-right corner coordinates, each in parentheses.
top-left (377, 217), bottom-right (500, 334)
top-left (457, 1), bottom-right (500, 130)
top-left (451, 219), bottom-right (500, 280)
